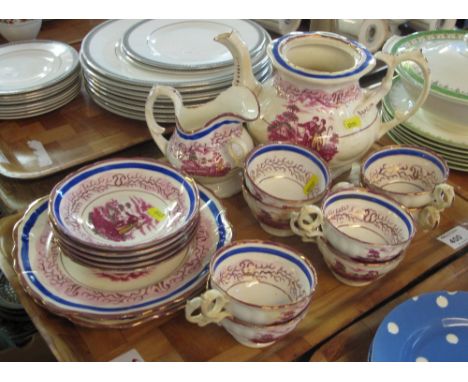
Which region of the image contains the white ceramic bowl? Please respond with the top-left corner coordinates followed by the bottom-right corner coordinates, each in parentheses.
top-left (0, 20), bottom-right (42, 41)
top-left (361, 145), bottom-right (451, 209)
top-left (244, 143), bottom-right (330, 208)
top-left (317, 237), bottom-right (405, 287)
top-left (388, 30), bottom-right (468, 128)
top-left (49, 158), bottom-right (200, 252)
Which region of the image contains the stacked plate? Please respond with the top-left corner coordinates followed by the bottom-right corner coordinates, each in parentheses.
top-left (12, 158), bottom-right (232, 328)
top-left (369, 291), bottom-right (468, 362)
top-left (0, 40), bottom-right (81, 120)
top-left (383, 30), bottom-right (468, 172)
top-left (80, 19), bottom-right (273, 122)
top-left (383, 77), bottom-right (468, 172)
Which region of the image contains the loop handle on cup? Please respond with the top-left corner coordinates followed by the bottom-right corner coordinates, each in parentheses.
top-left (290, 204), bottom-right (324, 243)
top-left (417, 205), bottom-right (441, 230)
top-left (432, 184), bottom-right (455, 210)
top-left (185, 289), bottom-right (232, 327)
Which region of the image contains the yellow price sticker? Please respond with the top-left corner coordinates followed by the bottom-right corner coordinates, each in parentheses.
top-left (147, 207), bottom-right (166, 222)
top-left (303, 174), bottom-right (319, 195)
top-left (343, 116), bottom-right (362, 130)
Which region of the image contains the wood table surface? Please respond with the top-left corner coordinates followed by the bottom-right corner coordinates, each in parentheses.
top-left (0, 20), bottom-right (467, 362)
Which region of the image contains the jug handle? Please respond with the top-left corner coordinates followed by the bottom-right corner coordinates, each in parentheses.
top-left (357, 51), bottom-right (431, 140)
top-left (145, 85), bottom-right (184, 154)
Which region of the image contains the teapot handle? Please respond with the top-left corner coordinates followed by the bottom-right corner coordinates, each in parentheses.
top-left (374, 51), bottom-right (431, 139)
top-left (145, 85), bottom-right (184, 154)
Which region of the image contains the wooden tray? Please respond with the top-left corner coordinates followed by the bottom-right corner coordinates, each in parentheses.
top-left (0, 88), bottom-right (152, 180)
top-left (0, 190), bottom-right (467, 361)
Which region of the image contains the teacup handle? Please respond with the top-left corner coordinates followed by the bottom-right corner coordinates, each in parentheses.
top-left (416, 205), bottom-right (441, 230)
top-left (290, 205), bottom-right (324, 243)
top-left (375, 51), bottom-right (431, 138)
top-left (185, 289), bottom-right (232, 327)
top-left (145, 85), bottom-right (183, 154)
top-left (431, 184), bottom-right (455, 210)
top-left (226, 136), bottom-right (251, 167)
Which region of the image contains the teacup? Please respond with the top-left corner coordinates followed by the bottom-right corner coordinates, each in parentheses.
top-left (317, 237), bottom-right (405, 287)
top-left (242, 183), bottom-right (298, 237)
top-left (291, 188), bottom-right (416, 262)
top-left (220, 307), bottom-right (308, 348)
top-left (244, 143), bottom-right (331, 208)
top-left (361, 145), bottom-right (454, 229)
top-left (185, 240), bottom-right (317, 328)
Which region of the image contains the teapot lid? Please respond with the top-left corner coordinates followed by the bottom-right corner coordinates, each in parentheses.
top-left (269, 31), bottom-right (375, 82)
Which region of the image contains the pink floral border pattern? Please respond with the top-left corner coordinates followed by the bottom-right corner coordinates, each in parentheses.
top-left (274, 76), bottom-right (361, 109)
top-left (250, 156), bottom-right (322, 197)
top-left (327, 205), bottom-right (405, 245)
top-left (214, 259), bottom-right (306, 301)
top-left (35, 215), bottom-right (213, 306)
top-left (61, 172), bottom-right (186, 243)
top-left (168, 124), bottom-right (243, 177)
top-left (367, 163), bottom-right (440, 190)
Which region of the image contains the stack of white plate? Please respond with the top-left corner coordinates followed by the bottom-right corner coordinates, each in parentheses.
top-left (383, 30), bottom-right (468, 172)
top-left (13, 158), bottom-right (233, 329)
top-left (80, 19), bottom-right (273, 122)
top-left (0, 40), bottom-right (81, 120)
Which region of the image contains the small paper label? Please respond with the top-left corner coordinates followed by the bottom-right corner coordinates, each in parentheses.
top-left (304, 174), bottom-right (319, 195)
top-left (111, 349), bottom-right (144, 362)
top-left (147, 207), bottom-right (166, 222)
top-left (343, 116), bottom-right (362, 130)
top-left (437, 225), bottom-right (468, 250)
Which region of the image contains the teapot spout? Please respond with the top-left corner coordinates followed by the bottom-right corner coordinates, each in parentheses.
top-left (214, 31), bottom-right (263, 96)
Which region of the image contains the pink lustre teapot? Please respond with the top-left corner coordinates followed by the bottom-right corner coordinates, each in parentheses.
top-left (215, 31), bottom-right (431, 177)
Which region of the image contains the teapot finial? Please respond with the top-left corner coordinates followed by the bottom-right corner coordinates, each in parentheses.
top-left (214, 31), bottom-right (263, 96)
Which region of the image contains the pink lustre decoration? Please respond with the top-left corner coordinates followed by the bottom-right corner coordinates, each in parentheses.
top-left (89, 196), bottom-right (157, 242)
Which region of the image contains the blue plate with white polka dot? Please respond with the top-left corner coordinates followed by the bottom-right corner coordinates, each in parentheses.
top-left (370, 291), bottom-right (468, 362)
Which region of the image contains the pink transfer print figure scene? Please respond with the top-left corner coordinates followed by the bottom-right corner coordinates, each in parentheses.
top-left (89, 196), bottom-right (158, 242)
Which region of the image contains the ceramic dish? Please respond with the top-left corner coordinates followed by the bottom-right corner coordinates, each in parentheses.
top-left (370, 291), bottom-right (468, 362)
top-left (81, 20), bottom-right (270, 89)
top-left (291, 188), bottom-right (416, 262)
top-left (317, 237), bottom-right (405, 287)
top-left (122, 19), bottom-right (265, 71)
top-left (389, 30), bottom-right (468, 126)
top-left (13, 185), bottom-right (232, 321)
top-left (361, 145), bottom-right (451, 209)
top-left (244, 143), bottom-right (331, 208)
top-left (186, 240), bottom-right (317, 326)
top-left (0, 40), bottom-right (79, 95)
top-left (387, 131), bottom-right (468, 172)
top-left (49, 158), bottom-right (199, 251)
top-left (383, 76), bottom-right (468, 148)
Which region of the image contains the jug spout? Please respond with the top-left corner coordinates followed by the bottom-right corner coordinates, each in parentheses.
top-left (214, 31), bottom-right (263, 96)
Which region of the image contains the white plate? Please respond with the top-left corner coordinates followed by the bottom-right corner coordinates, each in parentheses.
top-left (384, 77), bottom-right (468, 148)
top-left (81, 20), bottom-right (271, 89)
top-left (122, 19), bottom-right (265, 71)
top-left (13, 185), bottom-right (232, 319)
top-left (0, 40), bottom-right (79, 95)
top-left (0, 85), bottom-right (81, 120)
